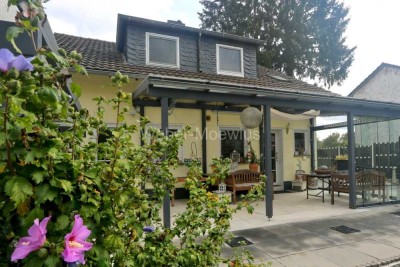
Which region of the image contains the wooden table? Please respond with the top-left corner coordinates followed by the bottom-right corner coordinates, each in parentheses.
top-left (306, 173), bottom-right (331, 202)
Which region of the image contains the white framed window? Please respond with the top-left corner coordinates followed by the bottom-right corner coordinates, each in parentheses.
top-left (219, 127), bottom-right (246, 161)
top-left (294, 130), bottom-right (310, 156)
top-left (146, 32), bottom-right (180, 68)
top-left (216, 44), bottom-right (244, 77)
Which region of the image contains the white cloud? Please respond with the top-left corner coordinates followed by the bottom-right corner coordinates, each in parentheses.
top-left (44, 0), bottom-right (200, 41)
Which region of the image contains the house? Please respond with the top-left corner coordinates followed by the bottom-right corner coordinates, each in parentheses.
top-left (349, 63), bottom-right (400, 145)
top-left (54, 15), bottom-right (338, 194)
top-left (4, 6), bottom-right (400, 222)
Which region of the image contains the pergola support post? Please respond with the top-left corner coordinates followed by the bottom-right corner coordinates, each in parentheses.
top-left (347, 112), bottom-right (357, 209)
top-left (161, 97), bottom-right (171, 227)
top-left (310, 118), bottom-right (316, 171)
top-left (201, 109), bottom-right (207, 174)
top-left (264, 104), bottom-right (273, 219)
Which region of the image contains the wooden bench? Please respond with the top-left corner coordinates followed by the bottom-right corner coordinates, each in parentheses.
top-left (225, 169), bottom-right (262, 204)
top-left (331, 170), bottom-right (386, 204)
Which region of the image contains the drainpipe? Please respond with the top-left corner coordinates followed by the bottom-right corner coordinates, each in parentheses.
top-left (197, 32), bottom-right (202, 72)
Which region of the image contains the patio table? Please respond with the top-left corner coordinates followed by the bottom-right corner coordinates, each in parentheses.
top-left (306, 173), bottom-right (331, 202)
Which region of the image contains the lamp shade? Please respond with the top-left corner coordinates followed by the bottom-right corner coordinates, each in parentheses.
top-left (240, 107), bottom-right (262, 129)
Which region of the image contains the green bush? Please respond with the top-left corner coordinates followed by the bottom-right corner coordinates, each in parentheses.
top-left (0, 1), bottom-right (267, 266)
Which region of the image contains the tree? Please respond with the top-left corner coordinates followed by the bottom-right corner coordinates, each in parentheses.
top-left (199, 0), bottom-right (355, 87)
top-left (318, 132), bottom-right (348, 148)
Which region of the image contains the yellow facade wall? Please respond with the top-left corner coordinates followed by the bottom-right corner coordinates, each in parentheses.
top-left (73, 73), bottom-right (312, 190)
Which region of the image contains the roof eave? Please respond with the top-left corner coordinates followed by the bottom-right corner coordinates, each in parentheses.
top-left (134, 74), bottom-right (400, 118)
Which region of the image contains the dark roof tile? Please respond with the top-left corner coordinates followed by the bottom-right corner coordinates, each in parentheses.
top-left (54, 33), bottom-right (338, 97)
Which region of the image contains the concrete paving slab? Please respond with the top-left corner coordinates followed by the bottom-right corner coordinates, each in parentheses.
top-left (375, 234), bottom-right (400, 249)
top-left (252, 231), bottom-right (336, 258)
top-left (315, 245), bottom-right (378, 267)
top-left (343, 240), bottom-right (400, 260)
top-left (275, 251), bottom-right (341, 267)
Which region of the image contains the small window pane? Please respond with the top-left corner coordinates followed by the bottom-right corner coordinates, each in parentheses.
top-left (295, 132), bottom-right (305, 155)
top-left (219, 47), bottom-right (242, 73)
top-left (149, 36), bottom-right (177, 65)
top-left (220, 130), bottom-right (244, 159)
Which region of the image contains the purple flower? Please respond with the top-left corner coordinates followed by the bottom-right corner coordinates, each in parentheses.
top-left (11, 216), bottom-right (51, 262)
top-left (0, 48), bottom-right (33, 72)
top-left (61, 215), bottom-right (93, 264)
top-left (143, 226), bottom-right (155, 233)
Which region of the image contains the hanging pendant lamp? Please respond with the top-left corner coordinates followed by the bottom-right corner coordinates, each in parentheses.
top-left (240, 107), bottom-right (262, 129)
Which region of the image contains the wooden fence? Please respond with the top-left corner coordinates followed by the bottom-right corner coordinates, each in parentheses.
top-left (317, 141), bottom-right (400, 179)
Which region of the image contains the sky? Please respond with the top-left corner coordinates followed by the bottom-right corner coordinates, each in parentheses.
top-left (43, 0), bottom-right (400, 138)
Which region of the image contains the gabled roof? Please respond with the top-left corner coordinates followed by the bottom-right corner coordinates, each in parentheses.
top-left (348, 63), bottom-right (400, 97)
top-left (54, 33), bottom-right (338, 97)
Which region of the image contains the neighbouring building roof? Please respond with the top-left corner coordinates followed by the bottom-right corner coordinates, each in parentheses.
top-left (348, 63), bottom-right (400, 97)
top-left (54, 33), bottom-right (339, 97)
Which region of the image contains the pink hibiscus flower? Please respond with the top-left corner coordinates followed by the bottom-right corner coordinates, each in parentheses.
top-left (61, 215), bottom-right (93, 264)
top-left (11, 216), bottom-right (51, 262)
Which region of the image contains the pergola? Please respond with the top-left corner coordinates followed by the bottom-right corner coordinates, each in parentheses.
top-left (133, 74), bottom-right (400, 227)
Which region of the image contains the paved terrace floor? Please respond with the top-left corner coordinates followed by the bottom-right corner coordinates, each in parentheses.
top-left (169, 191), bottom-right (400, 267)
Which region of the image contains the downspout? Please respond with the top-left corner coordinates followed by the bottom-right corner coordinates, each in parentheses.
top-left (197, 32), bottom-right (202, 72)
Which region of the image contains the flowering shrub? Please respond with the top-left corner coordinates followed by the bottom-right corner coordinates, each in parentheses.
top-left (11, 216), bottom-right (51, 262)
top-left (0, 1), bottom-right (267, 266)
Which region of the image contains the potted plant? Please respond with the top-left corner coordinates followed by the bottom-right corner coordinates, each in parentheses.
top-left (246, 141), bottom-right (260, 172)
top-left (335, 154), bottom-right (348, 171)
top-left (209, 158), bottom-right (231, 192)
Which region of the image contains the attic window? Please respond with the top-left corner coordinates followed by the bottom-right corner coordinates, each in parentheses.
top-left (216, 44), bottom-right (244, 77)
top-left (146, 32), bottom-right (180, 68)
top-left (268, 74), bottom-right (289, 82)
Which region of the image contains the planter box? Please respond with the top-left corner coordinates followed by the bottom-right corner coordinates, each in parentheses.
top-left (292, 181), bottom-right (306, 191)
top-left (336, 160), bottom-right (348, 171)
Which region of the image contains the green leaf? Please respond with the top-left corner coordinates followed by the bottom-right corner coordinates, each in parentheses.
top-left (73, 64), bottom-right (87, 75)
top-left (104, 234), bottom-right (124, 250)
top-left (25, 208), bottom-right (44, 228)
top-left (55, 215), bottom-right (70, 231)
top-left (25, 257), bottom-right (45, 267)
top-left (44, 254), bottom-right (61, 267)
top-left (32, 171), bottom-right (46, 184)
top-left (37, 86), bottom-right (59, 107)
top-left (35, 184), bottom-right (58, 203)
top-left (0, 132), bottom-right (6, 146)
top-left (4, 176), bottom-right (33, 205)
top-left (6, 26), bottom-right (24, 54)
top-left (70, 82), bottom-right (82, 97)
top-left (45, 51), bottom-right (69, 67)
top-left (80, 204), bottom-right (98, 217)
top-left (58, 179), bottom-right (73, 193)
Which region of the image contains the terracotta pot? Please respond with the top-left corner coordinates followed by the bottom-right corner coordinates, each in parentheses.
top-left (249, 163), bottom-right (259, 172)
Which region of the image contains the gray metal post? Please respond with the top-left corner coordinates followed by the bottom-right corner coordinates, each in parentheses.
top-left (310, 118), bottom-right (316, 171)
top-left (264, 104), bottom-right (273, 219)
top-left (139, 106), bottom-right (145, 146)
top-left (347, 112), bottom-right (357, 208)
top-left (201, 109), bottom-right (207, 174)
top-left (161, 97), bottom-right (171, 227)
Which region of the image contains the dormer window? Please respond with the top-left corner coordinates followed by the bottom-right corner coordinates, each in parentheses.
top-left (216, 44), bottom-right (244, 77)
top-left (146, 32), bottom-right (180, 68)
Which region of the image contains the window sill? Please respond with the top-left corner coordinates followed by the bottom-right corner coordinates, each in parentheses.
top-left (293, 154), bottom-right (311, 157)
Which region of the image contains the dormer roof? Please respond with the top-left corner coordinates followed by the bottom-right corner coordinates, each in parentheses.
top-left (116, 14), bottom-right (264, 52)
